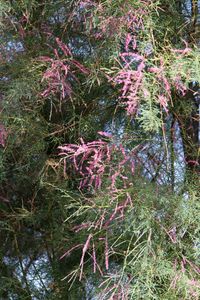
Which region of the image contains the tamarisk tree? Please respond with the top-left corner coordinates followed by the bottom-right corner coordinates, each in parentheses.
top-left (0, 0), bottom-right (199, 299)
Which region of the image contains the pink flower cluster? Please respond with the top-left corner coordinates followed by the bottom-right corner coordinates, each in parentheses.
top-left (40, 38), bottom-right (89, 100)
top-left (107, 7), bottom-right (149, 115)
top-left (117, 40), bottom-right (193, 115)
top-left (109, 13), bottom-right (192, 116)
top-left (59, 134), bottom-right (135, 190)
top-left (114, 52), bottom-right (145, 115)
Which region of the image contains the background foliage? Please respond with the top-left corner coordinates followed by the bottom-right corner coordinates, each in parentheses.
top-left (0, 0), bottom-right (199, 299)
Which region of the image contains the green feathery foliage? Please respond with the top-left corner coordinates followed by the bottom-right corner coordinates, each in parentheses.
top-left (0, 0), bottom-right (199, 299)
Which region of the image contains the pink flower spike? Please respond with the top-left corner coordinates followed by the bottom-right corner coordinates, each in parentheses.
top-left (125, 33), bottom-right (132, 52)
top-left (105, 236), bottom-right (109, 270)
top-left (0, 124), bottom-right (7, 147)
top-left (92, 242), bottom-right (97, 273)
top-left (79, 234), bottom-right (92, 280)
top-left (158, 95), bottom-right (169, 113)
top-left (56, 37), bottom-right (72, 57)
top-left (98, 131), bottom-right (113, 138)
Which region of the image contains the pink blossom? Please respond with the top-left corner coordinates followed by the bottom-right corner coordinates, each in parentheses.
top-left (148, 66), bottom-right (161, 73)
top-left (158, 95), bottom-right (169, 113)
top-left (40, 38), bottom-right (88, 100)
top-left (171, 40), bottom-right (192, 56)
top-left (80, 234), bottom-right (92, 280)
top-left (59, 138), bottom-right (136, 190)
top-left (55, 37), bottom-right (72, 57)
top-left (0, 124), bottom-right (7, 147)
top-left (125, 33), bottom-right (134, 52)
top-left (79, 0), bottom-right (95, 9)
top-left (98, 131), bottom-right (113, 138)
top-left (105, 236), bottom-right (109, 270)
top-left (174, 76), bottom-right (187, 95)
top-left (92, 242), bottom-right (97, 273)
